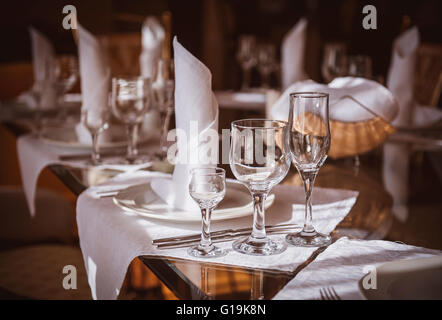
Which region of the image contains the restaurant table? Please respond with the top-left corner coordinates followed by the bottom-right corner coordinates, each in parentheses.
top-left (2, 115), bottom-right (442, 300)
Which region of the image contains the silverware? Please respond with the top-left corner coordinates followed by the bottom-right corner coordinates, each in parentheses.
top-left (153, 224), bottom-right (300, 249)
top-left (319, 287), bottom-right (341, 300)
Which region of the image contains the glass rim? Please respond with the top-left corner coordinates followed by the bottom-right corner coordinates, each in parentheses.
top-left (231, 118), bottom-right (288, 130)
top-left (112, 76), bottom-right (151, 84)
top-left (289, 92), bottom-right (329, 99)
top-left (189, 167), bottom-right (226, 176)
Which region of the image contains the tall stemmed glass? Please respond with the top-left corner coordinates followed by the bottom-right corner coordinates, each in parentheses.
top-left (152, 59), bottom-right (174, 159)
top-left (285, 92), bottom-right (331, 247)
top-left (236, 35), bottom-right (257, 91)
top-left (347, 55), bottom-right (372, 79)
top-left (188, 167), bottom-right (227, 258)
top-left (230, 119), bottom-right (291, 255)
top-left (321, 43), bottom-right (347, 83)
top-left (54, 55), bottom-right (79, 121)
top-left (257, 44), bottom-right (277, 88)
top-left (111, 77), bottom-right (152, 163)
top-left (81, 108), bottom-right (109, 165)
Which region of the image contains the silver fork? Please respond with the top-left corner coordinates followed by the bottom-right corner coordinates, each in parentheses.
top-left (319, 287), bottom-right (341, 300)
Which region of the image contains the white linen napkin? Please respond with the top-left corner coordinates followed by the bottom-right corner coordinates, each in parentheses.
top-left (139, 16), bottom-right (165, 78)
top-left (16, 134), bottom-right (154, 216)
top-left (17, 27), bottom-right (57, 110)
top-left (273, 237), bottom-right (442, 300)
top-left (75, 24), bottom-right (112, 145)
top-left (281, 18), bottom-right (308, 90)
top-left (382, 27), bottom-right (442, 222)
top-left (150, 37), bottom-right (219, 211)
top-left (270, 77), bottom-right (398, 123)
top-left (76, 170), bottom-right (358, 299)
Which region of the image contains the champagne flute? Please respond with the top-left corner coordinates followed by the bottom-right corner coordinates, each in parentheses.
top-left (152, 59), bottom-right (174, 159)
top-left (257, 43), bottom-right (277, 89)
top-left (111, 77), bottom-right (152, 163)
top-left (54, 55), bottom-right (79, 121)
top-left (236, 35), bottom-right (257, 91)
top-left (285, 92), bottom-right (331, 247)
top-left (230, 119), bottom-right (291, 255)
top-left (81, 108), bottom-right (109, 165)
top-left (188, 167), bottom-right (227, 258)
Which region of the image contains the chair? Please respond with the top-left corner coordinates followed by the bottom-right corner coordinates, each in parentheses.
top-left (0, 187), bottom-right (92, 299)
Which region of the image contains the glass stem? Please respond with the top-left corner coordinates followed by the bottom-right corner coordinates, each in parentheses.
top-left (251, 192), bottom-right (268, 240)
top-left (126, 124), bottom-right (138, 162)
top-left (159, 108), bottom-right (172, 156)
top-left (91, 132), bottom-right (100, 165)
top-left (300, 170), bottom-right (319, 234)
top-left (199, 207), bottom-right (214, 251)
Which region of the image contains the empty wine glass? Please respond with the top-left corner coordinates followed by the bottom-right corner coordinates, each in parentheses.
top-left (321, 43), bottom-right (347, 83)
top-left (230, 119), bottom-right (291, 255)
top-left (152, 59), bottom-right (174, 159)
top-left (54, 55), bottom-right (79, 121)
top-left (257, 43), bottom-right (277, 88)
top-left (188, 167), bottom-right (227, 258)
top-left (111, 76), bottom-right (152, 164)
top-left (236, 35), bottom-right (257, 91)
top-left (347, 55), bottom-right (372, 79)
top-left (81, 108), bottom-right (109, 165)
top-left (286, 92), bottom-right (331, 247)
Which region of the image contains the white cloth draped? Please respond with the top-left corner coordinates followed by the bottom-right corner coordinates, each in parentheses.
top-left (281, 18), bottom-right (308, 90)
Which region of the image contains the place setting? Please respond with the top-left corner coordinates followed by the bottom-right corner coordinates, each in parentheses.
top-left (1, 1), bottom-right (442, 303)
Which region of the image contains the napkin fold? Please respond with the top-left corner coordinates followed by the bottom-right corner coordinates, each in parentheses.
top-left (139, 16), bottom-right (165, 78)
top-left (281, 18), bottom-right (308, 89)
top-left (270, 77), bottom-right (398, 123)
top-left (273, 237), bottom-right (442, 300)
top-left (75, 23), bottom-right (112, 145)
top-left (17, 27), bottom-right (57, 110)
top-left (76, 170), bottom-right (358, 299)
top-left (150, 37), bottom-right (219, 211)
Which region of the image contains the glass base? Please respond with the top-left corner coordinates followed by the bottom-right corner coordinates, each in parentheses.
top-left (187, 245), bottom-right (227, 258)
top-left (232, 236), bottom-right (287, 256)
top-left (285, 230), bottom-right (331, 247)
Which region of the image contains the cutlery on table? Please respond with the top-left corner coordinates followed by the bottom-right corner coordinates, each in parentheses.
top-left (153, 224), bottom-right (301, 249)
top-left (319, 287), bottom-right (341, 300)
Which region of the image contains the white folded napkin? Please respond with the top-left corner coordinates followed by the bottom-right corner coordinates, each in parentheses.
top-left (270, 77), bottom-right (398, 123)
top-left (273, 237), bottom-right (442, 300)
top-left (16, 134), bottom-right (155, 216)
top-left (382, 27), bottom-right (442, 222)
top-left (139, 16), bottom-right (165, 79)
top-left (281, 18), bottom-right (308, 90)
top-left (150, 37), bottom-right (219, 211)
top-left (75, 170), bottom-right (358, 299)
top-left (17, 27), bottom-right (57, 110)
top-left (75, 23), bottom-right (112, 145)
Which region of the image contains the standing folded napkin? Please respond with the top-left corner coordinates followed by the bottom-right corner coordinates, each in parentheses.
top-left (151, 37), bottom-right (219, 211)
top-left (273, 237), bottom-right (442, 300)
top-left (139, 16), bottom-right (165, 78)
top-left (76, 170), bottom-right (358, 299)
top-left (17, 27), bottom-right (57, 110)
top-left (16, 134), bottom-right (154, 216)
top-left (75, 23), bottom-right (112, 145)
top-left (281, 18), bottom-right (308, 90)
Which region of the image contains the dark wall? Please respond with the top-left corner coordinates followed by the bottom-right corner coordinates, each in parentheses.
top-left (0, 0), bottom-right (440, 88)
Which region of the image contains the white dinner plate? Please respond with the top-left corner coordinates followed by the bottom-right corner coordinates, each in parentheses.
top-left (113, 179), bottom-right (275, 222)
top-left (358, 256), bottom-right (442, 300)
top-left (40, 126), bottom-right (151, 150)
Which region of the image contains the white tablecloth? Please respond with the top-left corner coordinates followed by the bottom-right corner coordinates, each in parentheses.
top-left (76, 170), bottom-right (358, 299)
top-left (273, 237), bottom-right (442, 300)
